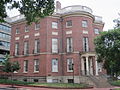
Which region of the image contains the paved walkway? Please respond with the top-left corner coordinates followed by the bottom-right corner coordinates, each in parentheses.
top-left (0, 84), bottom-right (119, 90)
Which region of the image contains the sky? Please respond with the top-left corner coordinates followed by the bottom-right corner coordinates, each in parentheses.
top-left (7, 0), bottom-right (120, 31)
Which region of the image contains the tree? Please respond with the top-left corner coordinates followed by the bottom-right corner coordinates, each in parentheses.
top-left (1, 0), bottom-right (55, 24)
top-left (2, 54), bottom-right (20, 87)
top-left (94, 28), bottom-right (120, 78)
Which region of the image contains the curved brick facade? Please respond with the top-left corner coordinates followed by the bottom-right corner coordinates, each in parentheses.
top-left (10, 2), bottom-right (104, 84)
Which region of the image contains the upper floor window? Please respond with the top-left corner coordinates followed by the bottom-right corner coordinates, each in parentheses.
top-left (66, 20), bottom-right (72, 28)
top-left (25, 25), bottom-right (29, 32)
top-left (34, 59), bottom-right (39, 72)
top-left (83, 37), bottom-right (89, 52)
top-left (52, 22), bottom-right (58, 29)
top-left (67, 58), bottom-right (73, 72)
top-left (24, 41), bottom-right (29, 55)
top-left (34, 39), bottom-right (40, 53)
top-left (35, 23), bottom-right (40, 30)
top-left (24, 60), bottom-right (28, 73)
top-left (67, 37), bottom-right (73, 53)
top-left (52, 59), bottom-right (58, 72)
top-left (15, 43), bottom-right (19, 56)
top-left (16, 28), bottom-right (20, 34)
top-left (94, 28), bottom-right (99, 34)
top-left (52, 38), bottom-right (58, 53)
top-left (82, 20), bottom-right (88, 27)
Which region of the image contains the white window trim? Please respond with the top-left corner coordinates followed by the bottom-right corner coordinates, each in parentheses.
top-left (83, 37), bottom-right (89, 52)
top-left (35, 23), bottom-right (40, 30)
top-left (52, 22), bottom-right (58, 29)
top-left (52, 38), bottom-right (58, 53)
top-left (25, 26), bottom-right (29, 32)
top-left (52, 59), bottom-right (58, 72)
top-left (34, 59), bottom-right (39, 72)
top-left (66, 20), bottom-right (72, 28)
top-left (82, 20), bottom-right (88, 27)
top-left (67, 37), bottom-right (73, 53)
top-left (23, 60), bottom-right (28, 73)
top-left (94, 28), bottom-right (99, 34)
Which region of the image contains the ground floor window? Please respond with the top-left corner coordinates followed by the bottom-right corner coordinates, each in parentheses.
top-left (52, 59), bottom-right (58, 72)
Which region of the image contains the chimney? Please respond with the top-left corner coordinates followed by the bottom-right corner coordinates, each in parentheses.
top-left (56, 1), bottom-right (61, 12)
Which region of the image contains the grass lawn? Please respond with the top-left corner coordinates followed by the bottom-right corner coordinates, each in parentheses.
top-left (0, 79), bottom-right (91, 88)
top-left (29, 83), bottom-right (90, 88)
top-left (110, 80), bottom-right (120, 86)
top-left (113, 89), bottom-right (120, 90)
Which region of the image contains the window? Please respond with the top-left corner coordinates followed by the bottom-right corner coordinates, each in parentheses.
top-left (24, 41), bottom-right (29, 55)
top-left (82, 20), bottom-right (88, 27)
top-left (15, 43), bottom-right (19, 56)
top-left (34, 39), bottom-right (40, 53)
top-left (16, 28), bottom-right (20, 34)
top-left (25, 25), bottom-right (29, 32)
top-left (83, 37), bottom-right (89, 52)
top-left (67, 58), bottom-right (73, 72)
top-left (52, 22), bottom-right (58, 29)
top-left (52, 38), bottom-right (58, 53)
top-left (34, 59), bottom-right (39, 72)
top-left (24, 60), bottom-right (28, 72)
top-left (94, 28), bottom-right (99, 34)
top-left (52, 59), bottom-right (58, 72)
top-left (67, 37), bottom-right (73, 53)
top-left (66, 20), bottom-right (72, 27)
top-left (35, 23), bottom-right (40, 30)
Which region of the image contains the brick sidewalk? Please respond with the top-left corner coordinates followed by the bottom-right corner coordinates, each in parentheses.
top-left (0, 84), bottom-right (119, 90)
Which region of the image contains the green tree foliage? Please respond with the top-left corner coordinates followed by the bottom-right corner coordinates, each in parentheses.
top-left (2, 54), bottom-right (20, 73)
top-left (1, 0), bottom-right (55, 24)
top-left (2, 54), bottom-right (20, 87)
top-left (94, 28), bottom-right (120, 77)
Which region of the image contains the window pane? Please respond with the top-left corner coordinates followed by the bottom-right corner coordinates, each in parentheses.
top-left (66, 20), bottom-right (72, 27)
top-left (83, 37), bottom-right (89, 52)
top-left (34, 59), bottom-right (39, 72)
top-left (52, 38), bottom-right (58, 53)
top-left (94, 28), bottom-right (99, 34)
top-left (67, 58), bottom-right (73, 72)
top-left (52, 22), bottom-right (58, 29)
top-left (67, 37), bottom-right (73, 52)
top-left (24, 60), bottom-right (28, 72)
top-left (82, 20), bottom-right (88, 27)
top-left (52, 59), bottom-right (58, 72)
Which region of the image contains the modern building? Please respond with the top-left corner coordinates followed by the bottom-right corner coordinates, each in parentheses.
top-left (0, 21), bottom-right (11, 64)
top-left (10, 1), bottom-right (104, 84)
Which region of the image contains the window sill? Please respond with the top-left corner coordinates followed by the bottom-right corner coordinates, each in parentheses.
top-left (23, 72), bottom-right (28, 73)
top-left (33, 71), bottom-right (39, 73)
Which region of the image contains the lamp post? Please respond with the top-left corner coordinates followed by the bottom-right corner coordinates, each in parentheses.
top-left (72, 63), bottom-right (74, 84)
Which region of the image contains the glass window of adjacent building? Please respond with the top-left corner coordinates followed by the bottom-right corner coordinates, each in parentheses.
top-left (94, 28), bottom-right (99, 34)
top-left (34, 39), bottom-right (40, 53)
top-left (35, 23), bottom-right (40, 30)
top-left (16, 28), bottom-right (20, 34)
top-left (67, 58), bottom-right (73, 72)
top-left (83, 37), bottom-right (89, 52)
top-left (52, 38), bottom-right (58, 53)
top-left (52, 59), bottom-right (58, 72)
top-left (67, 37), bottom-right (73, 53)
top-left (66, 20), bottom-right (72, 28)
top-left (82, 20), bottom-right (88, 27)
top-left (24, 60), bottom-right (28, 73)
top-left (34, 59), bottom-right (39, 72)
top-left (52, 22), bottom-right (58, 29)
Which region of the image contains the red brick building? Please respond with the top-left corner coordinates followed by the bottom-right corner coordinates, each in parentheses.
top-left (10, 1), bottom-right (104, 84)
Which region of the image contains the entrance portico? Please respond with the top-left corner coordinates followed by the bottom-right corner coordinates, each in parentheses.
top-left (81, 53), bottom-right (98, 76)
